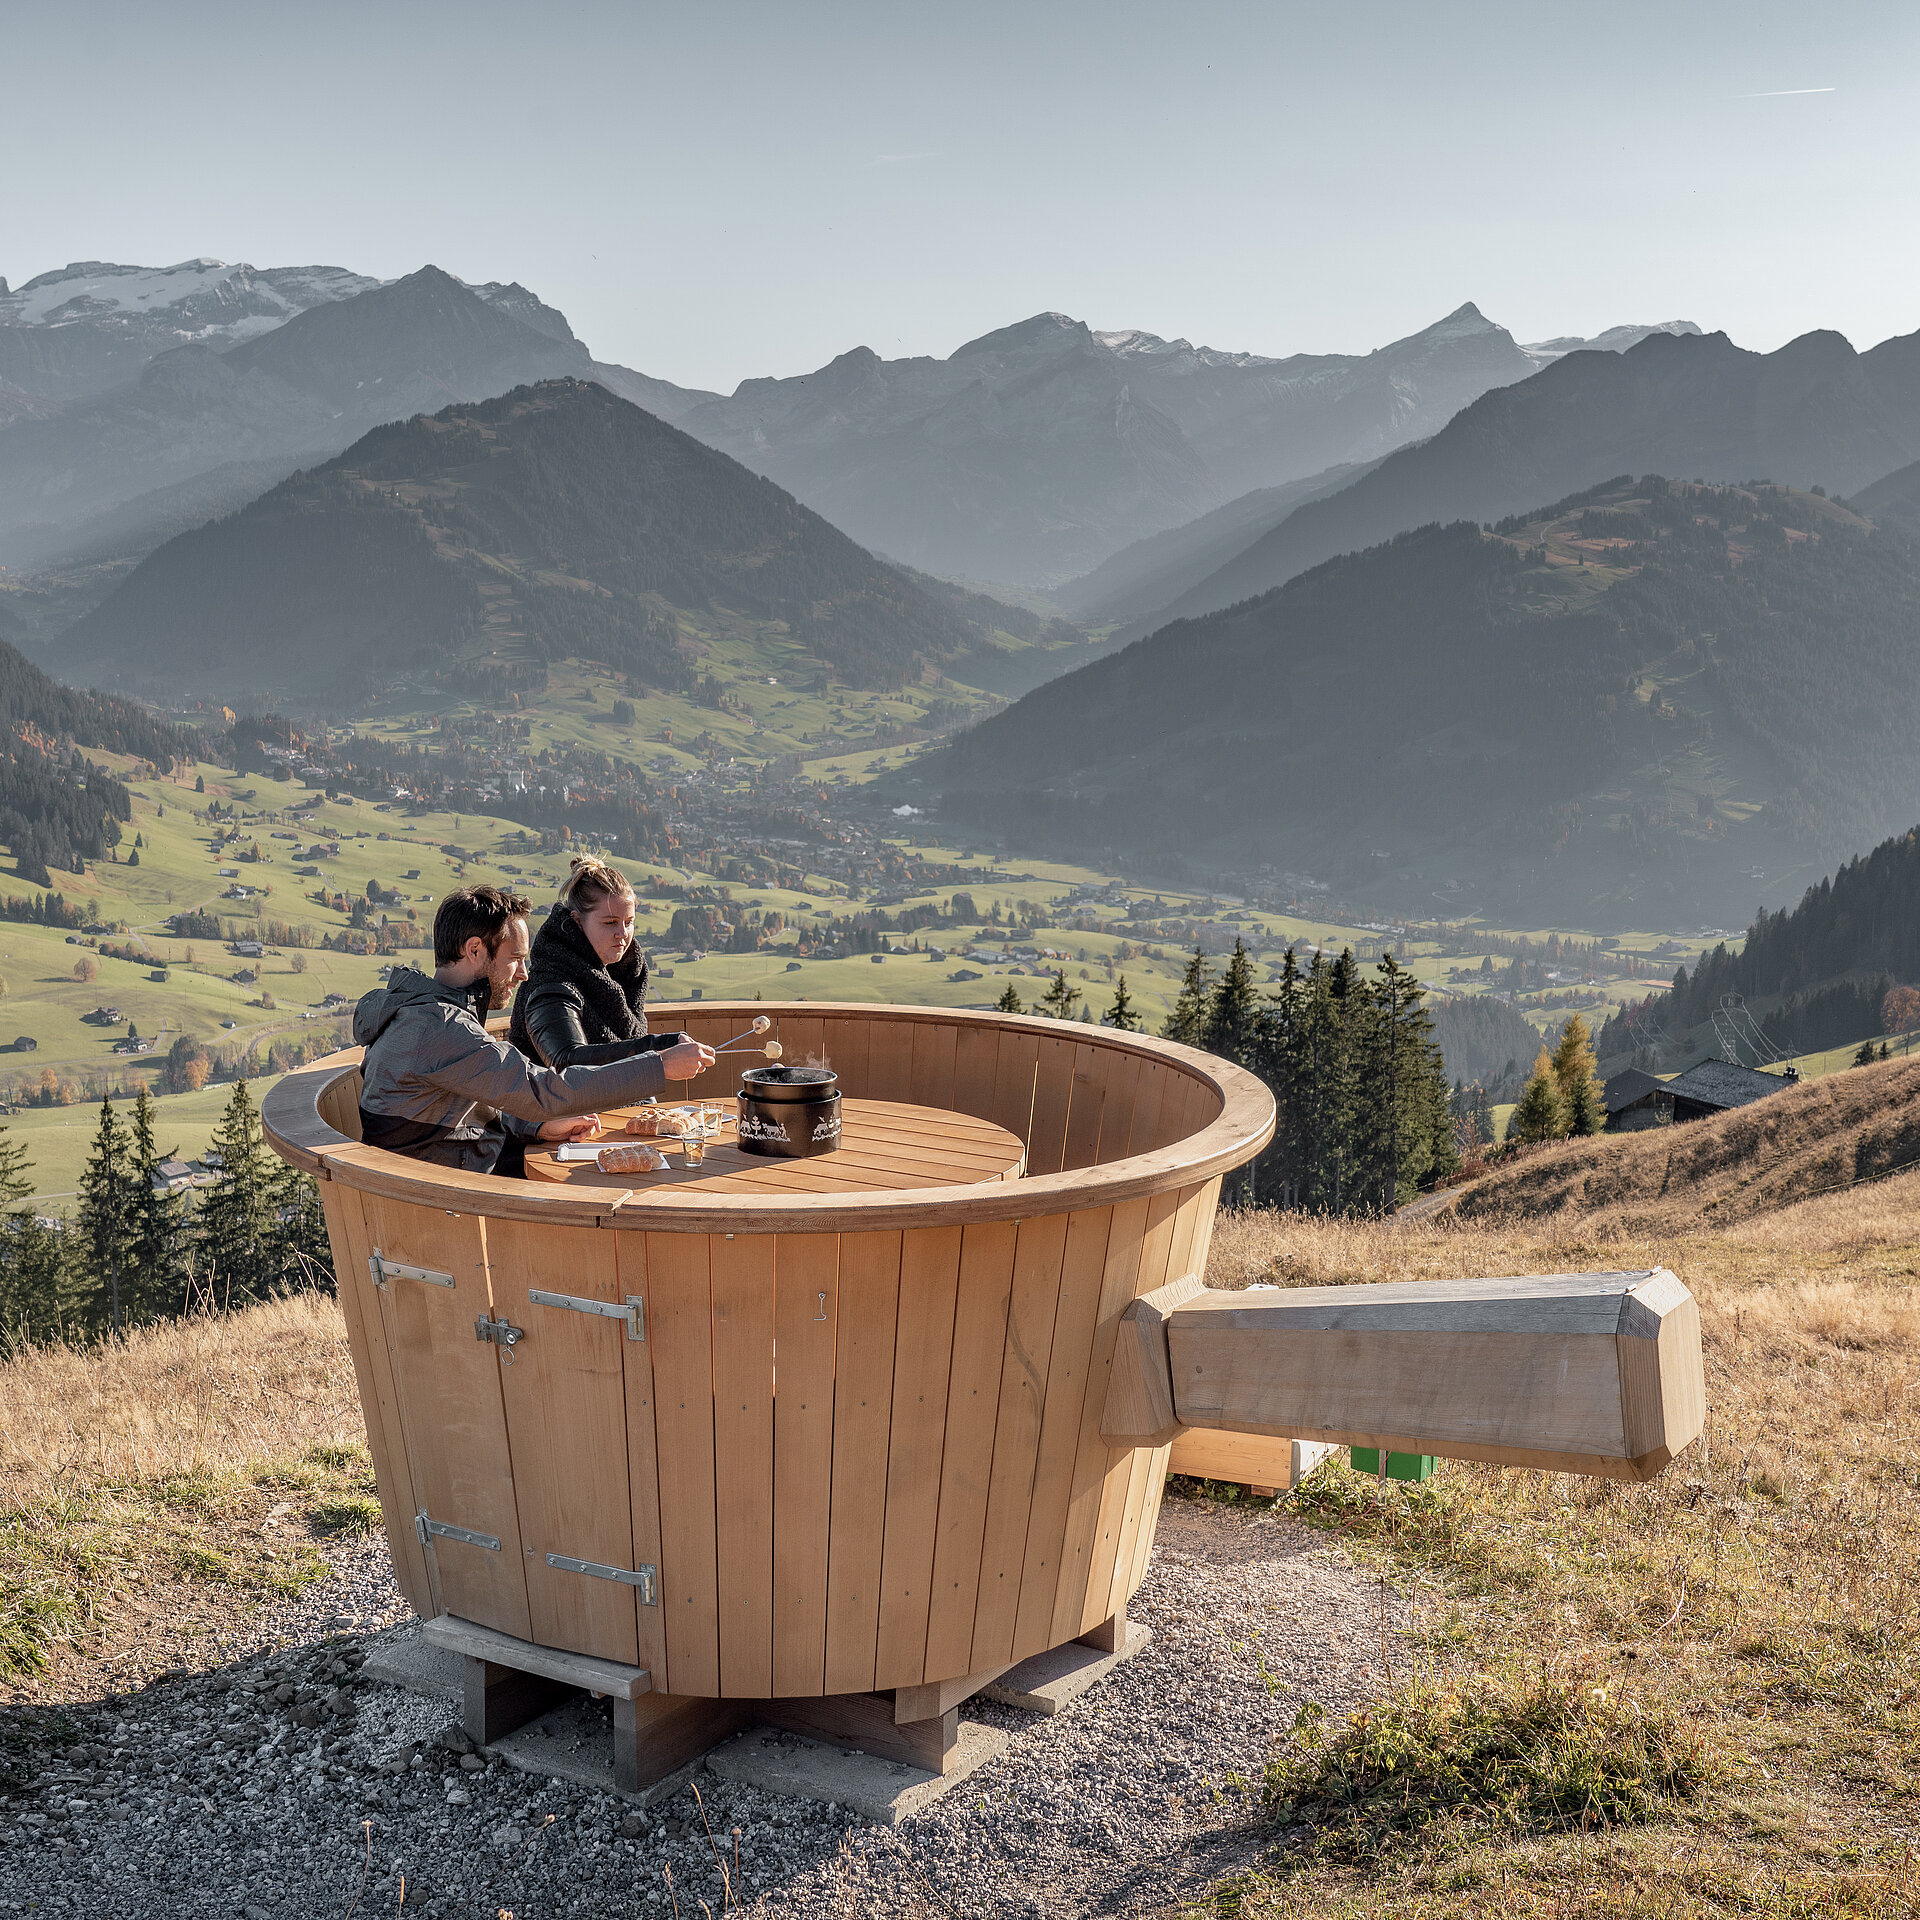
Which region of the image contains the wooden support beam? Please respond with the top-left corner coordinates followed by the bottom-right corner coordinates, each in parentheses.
top-left (759, 1693), bottom-right (962, 1773)
top-left (423, 1612), bottom-right (653, 1700)
top-left (613, 1693), bottom-right (754, 1796)
top-left (1155, 1268), bottom-right (1702, 1481)
top-left (463, 1659), bottom-right (572, 1749)
top-left (892, 1663), bottom-right (1014, 1725)
top-left (1099, 1273), bottom-right (1203, 1447)
top-left (1076, 1603), bottom-right (1126, 1654)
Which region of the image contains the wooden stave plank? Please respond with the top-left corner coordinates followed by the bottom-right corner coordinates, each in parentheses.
top-left (363, 1197), bottom-right (533, 1639)
top-left (872, 1225), bottom-right (964, 1691)
top-left (772, 1233), bottom-right (841, 1697)
top-left (967, 1211), bottom-right (1071, 1674)
top-left (822, 1231), bottom-right (904, 1695)
top-left (1059, 1042), bottom-right (1108, 1173)
top-left (1025, 1035), bottom-right (1078, 1177)
top-left (1010, 1204), bottom-right (1115, 1662)
top-left (320, 1181), bottom-right (434, 1616)
top-left (486, 1217), bottom-right (640, 1665)
top-left (987, 1027), bottom-right (1040, 1150)
top-left (950, 1024), bottom-right (1002, 1123)
top-left (616, 1233), bottom-right (671, 1695)
top-left (1048, 1196), bottom-right (1150, 1647)
top-left (865, 1019), bottom-right (916, 1105)
top-left (711, 1235), bottom-right (777, 1698)
top-left (1089, 1049), bottom-right (1143, 1167)
top-left (646, 1233), bottom-right (721, 1698)
top-left (909, 1021), bottom-right (959, 1112)
top-left (921, 1221), bottom-right (1019, 1681)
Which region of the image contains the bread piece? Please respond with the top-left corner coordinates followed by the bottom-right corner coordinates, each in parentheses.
top-left (596, 1143), bottom-right (668, 1174)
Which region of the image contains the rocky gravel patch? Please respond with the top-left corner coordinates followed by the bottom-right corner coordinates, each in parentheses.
top-left (0, 1494), bottom-right (1404, 1917)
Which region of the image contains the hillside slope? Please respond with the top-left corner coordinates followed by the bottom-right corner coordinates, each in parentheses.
top-left (1447, 1052), bottom-right (1920, 1233)
top-left (1598, 824), bottom-right (1920, 1068)
top-left (60, 379), bottom-right (978, 702)
top-left (893, 477), bottom-right (1920, 920)
top-left (1131, 324), bottom-right (1920, 634)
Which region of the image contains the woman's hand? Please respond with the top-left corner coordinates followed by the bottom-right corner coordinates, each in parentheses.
top-left (538, 1114), bottom-right (602, 1143)
top-left (660, 1037), bottom-right (716, 1081)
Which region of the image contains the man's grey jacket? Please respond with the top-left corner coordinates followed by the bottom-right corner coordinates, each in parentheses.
top-left (352, 966), bottom-right (671, 1173)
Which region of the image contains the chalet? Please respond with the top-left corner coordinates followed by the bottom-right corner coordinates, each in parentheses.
top-left (1666, 1058), bottom-right (1795, 1123)
top-left (1603, 1068), bottom-right (1673, 1132)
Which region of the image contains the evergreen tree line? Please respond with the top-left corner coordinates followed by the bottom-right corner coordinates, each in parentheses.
top-left (1161, 940), bottom-right (1457, 1214)
top-left (0, 1082), bottom-right (329, 1355)
top-left (1597, 822), bottom-right (1920, 1064)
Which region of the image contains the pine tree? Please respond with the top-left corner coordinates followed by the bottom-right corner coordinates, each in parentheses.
top-left (1160, 947), bottom-right (1214, 1045)
top-left (197, 1081), bottom-right (275, 1302)
top-left (1551, 1014), bottom-right (1606, 1135)
top-left (76, 1097), bottom-right (138, 1334)
top-left (1201, 939), bottom-right (1260, 1065)
top-left (1104, 975), bottom-right (1142, 1031)
top-left (1038, 970), bottom-right (1081, 1019)
top-left (1509, 1048), bottom-right (1569, 1143)
top-left (994, 982), bottom-right (1025, 1014)
top-left (127, 1089), bottom-right (187, 1319)
top-left (0, 1122), bottom-right (68, 1353)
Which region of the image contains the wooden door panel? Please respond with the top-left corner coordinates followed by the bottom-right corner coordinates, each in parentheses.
top-left (486, 1217), bottom-right (641, 1666)
top-left (362, 1196), bottom-right (531, 1639)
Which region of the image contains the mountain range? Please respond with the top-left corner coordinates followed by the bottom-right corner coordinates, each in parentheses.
top-left (883, 476), bottom-right (1920, 924)
top-left (1094, 323), bottom-right (1920, 640)
top-left (645, 307), bottom-right (1697, 585)
top-left (59, 379), bottom-right (981, 703)
top-left (0, 258), bottom-right (1699, 585)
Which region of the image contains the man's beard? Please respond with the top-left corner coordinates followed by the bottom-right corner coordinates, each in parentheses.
top-left (489, 976), bottom-right (512, 1010)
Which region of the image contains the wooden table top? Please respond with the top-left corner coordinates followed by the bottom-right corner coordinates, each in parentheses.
top-left (523, 1098), bottom-right (1026, 1200)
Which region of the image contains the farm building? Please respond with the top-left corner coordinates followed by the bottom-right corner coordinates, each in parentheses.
top-left (1665, 1058), bottom-right (1796, 1123)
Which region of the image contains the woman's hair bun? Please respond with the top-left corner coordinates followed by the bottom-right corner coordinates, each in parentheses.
top-left (559, 853), bottom-right (635, 911)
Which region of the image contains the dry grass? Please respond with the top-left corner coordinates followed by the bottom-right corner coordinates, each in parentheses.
top-left (1196, 1207), bottom-right (1920, 1917)
top-left (1440, 1051), bottom-right (1920, 1236)
top-left (0, 1292), bottom-right (374, 1694)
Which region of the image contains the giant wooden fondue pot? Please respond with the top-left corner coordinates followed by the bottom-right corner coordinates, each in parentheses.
top-left (264, 1002), bottom-right (1703, 1789)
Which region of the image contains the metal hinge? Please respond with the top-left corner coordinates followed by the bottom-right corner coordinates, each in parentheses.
top-left (546, 1553), bottom-right (657, 1605)
top-left (528, 1288), bottom-right (645, 1341)
top-left (369, 1250), bottom-right (455, 1290)
top-left (474, 1313), bottom-right (524, 1349)
top-left (415, 1511), bottom-right (501, 1553)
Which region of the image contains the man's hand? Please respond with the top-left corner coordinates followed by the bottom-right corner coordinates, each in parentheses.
top-left (660, 1037), bottom-right (716, 1081)
top-left (538, 1114), bottom-right (602, 1143)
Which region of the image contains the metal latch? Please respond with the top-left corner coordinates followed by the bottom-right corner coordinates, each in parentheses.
top-left (369, 1250), bottom-right (454, 1290)
top-left (415, 1511), bottom-right (500, 1553)
top-left (546, 1553), bottom-right (657, 1605)
top-left (528, 1288), bottom-right (646, 1341)
top-left (474, 1313), bottom-right (524, 1349)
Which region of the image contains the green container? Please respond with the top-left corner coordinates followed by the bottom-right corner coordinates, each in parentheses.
top-left (1348, 1447), bottom-right (1435, 1482)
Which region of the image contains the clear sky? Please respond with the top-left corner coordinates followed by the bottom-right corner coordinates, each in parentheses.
top-left (8, 0), bottom-right (1916, 393)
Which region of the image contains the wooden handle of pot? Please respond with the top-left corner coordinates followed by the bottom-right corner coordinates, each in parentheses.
top-left (1101, 1268), bottom-right (1703, 1482)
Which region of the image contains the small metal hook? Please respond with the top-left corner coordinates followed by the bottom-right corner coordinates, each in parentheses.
top-left (814, 1291), bottom-right (828, 1322)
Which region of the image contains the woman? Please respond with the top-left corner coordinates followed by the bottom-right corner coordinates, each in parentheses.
top-left (510, 856), bottom-right (675, 1069)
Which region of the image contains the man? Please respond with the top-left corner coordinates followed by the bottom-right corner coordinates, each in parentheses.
top-left (353, 884), bottom-right (713, 1173)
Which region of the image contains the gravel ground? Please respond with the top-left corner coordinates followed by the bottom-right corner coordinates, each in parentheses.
top-left (0, 1494), bottom-right (1404, 1918)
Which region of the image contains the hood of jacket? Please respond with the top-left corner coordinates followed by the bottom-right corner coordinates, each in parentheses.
top-left (352, 965), bottom-right (491, 1047)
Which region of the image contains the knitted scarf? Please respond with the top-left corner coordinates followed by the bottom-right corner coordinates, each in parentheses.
top-left (528, 900), bottom-right (648, 1043)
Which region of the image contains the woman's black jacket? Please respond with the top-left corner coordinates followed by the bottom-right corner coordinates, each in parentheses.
top-left (509, 901), bottom-right (672, 1069)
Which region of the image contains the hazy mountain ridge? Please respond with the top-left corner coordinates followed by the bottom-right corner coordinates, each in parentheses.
top-left (59, 379), bottom-right (981, 703)
top-left (1132, 324), bottom-right (1920, 635)
top-left (665, 303), bottom-right (1549, 584)
top-left (0, 267), bottom-right (595, 567)
top-left (887, 478), bottom-right (1920, 923)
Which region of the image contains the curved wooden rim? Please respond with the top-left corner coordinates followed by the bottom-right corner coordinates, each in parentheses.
top-left (261, 1001), bottom-right (1275, 1233)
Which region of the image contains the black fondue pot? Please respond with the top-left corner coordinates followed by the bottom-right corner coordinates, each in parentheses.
top-left (736, 1065), bottom-right (842, 1158)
